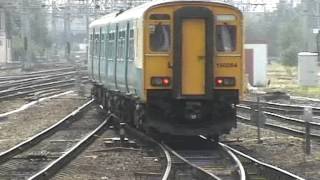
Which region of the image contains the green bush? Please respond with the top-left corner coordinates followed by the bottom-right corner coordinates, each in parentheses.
top-left (281, 45), bottom-right (299, 66)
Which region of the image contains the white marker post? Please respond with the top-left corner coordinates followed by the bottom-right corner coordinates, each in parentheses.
top-left (303, 106), bottom-right (312, 155)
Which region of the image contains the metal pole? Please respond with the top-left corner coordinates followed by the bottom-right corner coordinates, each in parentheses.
top-left (52, 0), bottom-right (57, 59)
top-left (22, 0), bottom-right (31, 68)
top-left (86, 0), bottom-right (90, 62)
top-left (64, 0), bottom-right (71, 62)
top-left (304, 106), bottom-right (312, 155)
top-left (302, 0), bottom-right (309, 51)
top-left (257, 96), bottom-right (263, 144)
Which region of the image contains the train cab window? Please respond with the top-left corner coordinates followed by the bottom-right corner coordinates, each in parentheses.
top-left (149, 24), bottom-right (170, 52)
top-left (216, 25), bottom-right (236, 52)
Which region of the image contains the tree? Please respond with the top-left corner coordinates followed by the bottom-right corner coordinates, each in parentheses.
top-left (8, 2), bottom-right (52, 62)
top-left (277, 3), bottom-right (303, 66)
top-left (245, 2), bottom-right (304, 66)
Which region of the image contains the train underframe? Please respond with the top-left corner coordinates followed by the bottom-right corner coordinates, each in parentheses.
top-left (92, 84), bottom-right (239, 137)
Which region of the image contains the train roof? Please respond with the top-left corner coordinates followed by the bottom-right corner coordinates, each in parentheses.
top-left (90, 0), bottom-right (240, 28)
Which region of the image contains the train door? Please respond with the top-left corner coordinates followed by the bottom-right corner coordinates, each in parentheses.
top-left (181, 19), bottom-right (205, 95)
top-left (173, 7), bottom-right (214, 98)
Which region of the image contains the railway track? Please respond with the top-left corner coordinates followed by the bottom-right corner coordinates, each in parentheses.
top-left (0, 97), bottom-right (305, 179)
top-left (105, 113), bottom-right (305, 179)
top-left (237, 103), bottom-right (320, 140)
top-left (163, 137), bottom-right (245, 180)
top-left (220, 143), bottom-right (304, 180)
top-left (0, 100), bottom-right (111, 179)
top-left (237, 115), bottom-right (320, 140)
top-left (0, 67), bottom-right (77, 82)
top-left (53, 113), bottom-right (172, 180)
top-left (112, 116), bottom-right (172, 180)
top-left (241, 100), bottom-right (320, 116)
top-left (17, 105), bottom-right (302, 180)
top-left (0, 67), bottom-right (88, 100)
top-left (0, 71), bottom-right (77, 90)
top-left (160, 135), bottom-right (304, 180)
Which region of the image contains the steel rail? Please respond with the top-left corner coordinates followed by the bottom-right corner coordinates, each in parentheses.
top-left (264, 112), bottom-right (320, 130)
top-left (0, 99), bottom-right (94, 164)
top-left (29, 115), bottom-right (111, 180)
top-left (220, 143), bottom-right (305, 180)
top-left (291, 95), bottom-right (320, 102)
top-left (113, 115), bottom-right (172, 180)
top-left (0, 67), bottom-right (76, 81)
top-left (236, 115), bottom-right (320, 140)
top-left (199, 136), bottom-right (246, 180)
top-left (241, 100), bottom-right (320, 115)
top-left (0, 76), bottom-right (72, 92)
top-left (263, 106), bottom-right (302, 115)
top-left (159, 144), bottom-right (172, 180)
top-left (0, 79), bottom-right (75, 95)
top-left (237, 104), bottom-right (320, 131)
top-left (162, 144), bottom-right (221, 180)
top-left (0, 83), bottom-right (75, 100)
top-left (0, 79), bottom-right (76, 99)
top-left (0, 71), bottom-right (76, 89)
top-left (218, 143), bottom-right (246, 180)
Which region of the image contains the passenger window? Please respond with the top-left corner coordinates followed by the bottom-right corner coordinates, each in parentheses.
top-left (108, 33), bottom-right (115, 40)
top-left (95, 35), bottom-right (100, 55)
top-left (129, 29), bottom-right (135, 60)
top-left (129, 29), bottom-right (134, 38)
top-left (89, 34), bottom-right (93, 55)
top-left (149, 24), bottom-right (170, 52)
top-left (216, 25), bottom-right (236, 52)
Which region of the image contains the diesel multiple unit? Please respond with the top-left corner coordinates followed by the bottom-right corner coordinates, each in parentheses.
top-left (88, 0), bottom-right (244, 138)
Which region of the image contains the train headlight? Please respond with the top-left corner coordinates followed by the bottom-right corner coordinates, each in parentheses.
top-left (151, 77), bottom-right (171, 87)
top-left (215, 77), bottom-right (235, 87)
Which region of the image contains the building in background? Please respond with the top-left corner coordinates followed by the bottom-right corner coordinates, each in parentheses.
top-left (0, 8), bottom-right (12, 64)
top-left (245, 44), bottom-right (268, 87)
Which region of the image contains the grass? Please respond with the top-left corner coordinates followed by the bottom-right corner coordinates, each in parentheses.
top-left (262, 63), bottom-right (320, 98)
top-left (286, 86), bottom-right (320, 98)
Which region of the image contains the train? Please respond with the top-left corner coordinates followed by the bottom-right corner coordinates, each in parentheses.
top-left (88, 0), bottom-right (244, 139)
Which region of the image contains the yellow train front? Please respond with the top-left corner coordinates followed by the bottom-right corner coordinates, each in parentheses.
top-left (88, 0), bottom-right (244, 137)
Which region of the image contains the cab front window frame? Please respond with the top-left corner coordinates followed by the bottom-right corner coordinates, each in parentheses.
top-left (148, 22), bottom-right (171, 53)
top-left (216, 24), bottom-right (237, 52)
